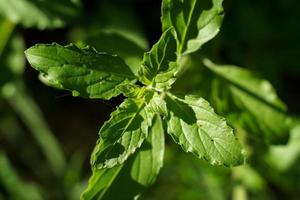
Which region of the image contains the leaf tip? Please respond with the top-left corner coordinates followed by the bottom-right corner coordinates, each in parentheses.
top-left (24, 46), bottom-right (34, 58)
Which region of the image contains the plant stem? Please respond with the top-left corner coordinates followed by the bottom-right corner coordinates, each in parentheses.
top-left (0, 19), bottom-right (15, 57)
top-left (0, 151), bottom-right (43, 200)
top-left (2, 81), bottom-right (66, 176)
top-left (232, 184), bottom-right (247, 200)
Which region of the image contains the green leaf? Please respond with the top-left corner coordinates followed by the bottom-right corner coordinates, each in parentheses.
top-left (80, 30), bottom-right (145, 76)
top-left (165, 93), bottom-right (243, 166)
top-left (129, 115), bottom-right (165, 186)
top-left (91, 91), bottom-right (156, 169)
top-left (116, 84), bottom-right (143, 98)
top-left (162, 0), bottom-right (224, 54)
top-left (116, 84), bottom-right (168, 116)
top-left (0, 0), bottom-right (81, 29)
top-left (147, 93), bottom-right (168, 117)
top-left (138, 28), bottom-right (178, 90)
top-left (25, 43), bottom-right (136, 100)
top-left (81, 165), bottom-right (122, 200)
top-left (81, 115), bottom-right (165, 200)
top-left (204, 59), bottom-right (292, 143)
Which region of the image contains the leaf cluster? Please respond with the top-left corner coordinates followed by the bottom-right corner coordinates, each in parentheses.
top-left (24, 0), bottom-right (247, 199)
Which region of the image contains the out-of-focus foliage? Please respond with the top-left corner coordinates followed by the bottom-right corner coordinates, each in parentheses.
top-left (0, 151), bottom-right (43, 200)
top-left (0, 18), bottom-right (24, 88)
top-left (266, 125), bottom-right (300, 171)
top-left (0, 0), bottom-right (81, 29)
top-left (204, 60), bottom-right (292, 143)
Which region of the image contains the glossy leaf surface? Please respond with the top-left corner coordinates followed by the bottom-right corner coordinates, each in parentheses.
top-left (25, 43), bottom-right (136, 100)
top-left (165, 94), bottom-right (243, 166)
top-left (91, 92), bottom-right (155, 169)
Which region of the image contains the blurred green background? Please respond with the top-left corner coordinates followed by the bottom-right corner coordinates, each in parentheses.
top-left (0, 0), bottom-right (300, 199)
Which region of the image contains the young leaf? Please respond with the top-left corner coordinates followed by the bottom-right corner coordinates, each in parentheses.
top-left (25, 43), bottom-right (136, 100)
top-left (82, 116), bottom-right (165, 200)
top-left (204, 60), bottom-right (292, 143)
top-left (116, 84), bottom-right (143, 98)
top-left (91, 92), bottom-right (155, 169)
top-left (147, 93), bottom-right (168, 117)
top-left (117, 84), bottom-right (168, 115)
top-left (80, 30), bottom-right (146, 76)
top-left (138, 28), bottom-right (178, 90)
top-left (162, 0), bottom-right (224, 55)
top-left (165, 93), bottom-right (243, 166)
top-left (0, 0), bottom-right (81, 29)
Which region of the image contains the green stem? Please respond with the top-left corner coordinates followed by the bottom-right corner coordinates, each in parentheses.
top-left (232, 127), bottom-right (248, 200)
top-left (0, 19), bottom-right (15, 57)
top-left (2, 81), bottom-right (66, 176)
top-left (232, 184), bottom-right (247, 200)
top-left (0, 151), bottom-right (43, 200)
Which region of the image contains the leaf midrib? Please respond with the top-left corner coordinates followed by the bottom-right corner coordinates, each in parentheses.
top-left (119, 100), bottom-right (146, 139)
top-left (179, 0), bottom-right (197, 54)
top-left (26, 53), bottom-right (136, 79)
top-left (152, 35), bottom-right (170, 87)
top-left (97, 166), bottom-right (123, 200)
